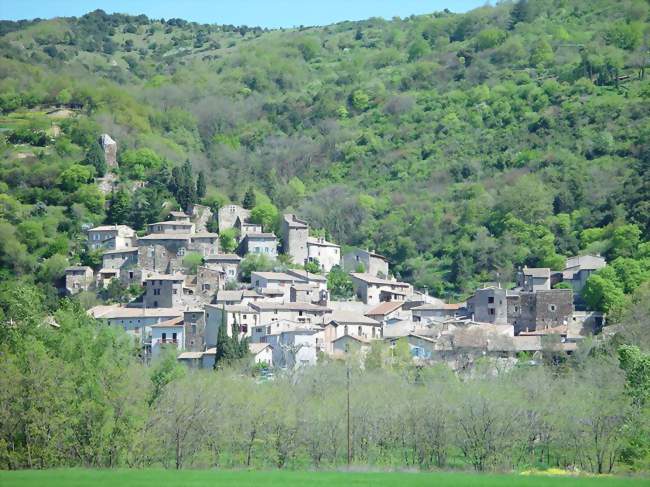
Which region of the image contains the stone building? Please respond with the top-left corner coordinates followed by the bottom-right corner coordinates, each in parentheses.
top-left (183, 309), bottom-right (206, 352)
top-left (281, 214), bottom-right (309, 266)
top-left (168, 211), bottom-right (190, 222)
top-left (218, 204), bottom-right (251, 233)
top-left (147, 220), bottom-right (196, 234)
top-left (517, 267), bottom-right (551, 292)
top-left (65, 266), bottom-right (94, 295)
top-left (138, 233), bottom-right (219, 273)
top-left (238, 233), bottom-right (278, 258)
top-left (190, 204), bottom-right (214, 233)
top-left (100, 134), bottom-right (117, 168)
top-left (349, 273), bottom-right (412, 305)
top-left (343, 249), bottom-right (389, 277)
top-left (87, 225), bottom-right (136, 251)
top-left (204, 253), bottom-right (241, 281)
top-left (507, 289), bottom-right (573, 334)
top-left (307, 236), bottom-right (340, 273)
top-left (235, 216), bottom-right (262, 241)
top-left (466, 287), bottom-right (508, 325)
top-left (143, 274), bottom-right (185, 308)
top-left (196, 265), bottom-right (224, 298)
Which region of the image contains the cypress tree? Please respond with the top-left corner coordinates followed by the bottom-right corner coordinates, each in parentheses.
top-left (196, 171), bottom-right (206, 199)
top-left (85, 141), bottom-right (107, 177)
top-left (242, 186), bottom-right (256, 209)
top-left (106, 189), bottom-right (131, 224)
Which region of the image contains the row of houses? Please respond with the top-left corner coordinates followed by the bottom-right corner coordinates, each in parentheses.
top-left (68, 193), bottom-right (605, 371)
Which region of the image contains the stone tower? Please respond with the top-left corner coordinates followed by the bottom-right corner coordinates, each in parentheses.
top-left (281, 214), bottom-right (309, 265)
top-left (100, 134), bottom-right (118, 168)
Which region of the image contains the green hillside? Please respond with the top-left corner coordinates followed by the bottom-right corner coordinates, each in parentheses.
top-left (0, 1), bottom-right (649, 302)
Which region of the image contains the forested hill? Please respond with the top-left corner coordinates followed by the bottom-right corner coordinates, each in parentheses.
top-left (0, 0), bottom-right (649, 301)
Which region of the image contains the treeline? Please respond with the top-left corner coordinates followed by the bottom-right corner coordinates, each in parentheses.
top-left (1, 282), bottom-right (650, 472)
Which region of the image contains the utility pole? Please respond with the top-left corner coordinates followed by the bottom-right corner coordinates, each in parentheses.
top-left (347, 365), bottom-right (351, 466)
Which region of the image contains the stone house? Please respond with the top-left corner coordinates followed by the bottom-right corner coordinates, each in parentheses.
top-left (239, 233), bottom-right (278, 258)
top-left (204, 304), bottom-right (259, 345)
top-left (280, 214), bottom-right (309, 266)
top-left (87, 225), bottom-right (136, 251)
top-left (322, 310), bottom-right (382, 351)
top-left (177, 351), bottom-right (204, 368)
top-left (266, 328), bottom-right (323, 368)
top-left (517, 267), bottom-right (551, 292)
top-left (349, 273), bottom-right (412, 305)
top-left (365, 301), bottom-right (408, 323)
top-left (196, 266), bottom-right (224, 298)
top-left (218, 204), bottom-right (251, 233)
top-left (332, 335), bottom-right (371, 358)
top-left (204, 253), bottom-right (241, 281)
top-left (557, 254), bottom-right (607, 304)
top-left (466, 287), bottom-right (508, 325)
top-left (147, 220), bottom-right (196, 234)
top-left (251, 318), bottom-right (300, 343)
top-left (65, 266), bottom-right (94, 295)
top-left (249, 302), bottom-right (331, 328)
top-left (214, 289), bottom-right (263, 306)
top-left (183, 309), bottom-right (206, 352)
top-left (251, 271), bottom-right (300, 300)
top-left (143, 274), bottom-right (185, 308)
top-left (168, 211), bottom-right (190, 222)
top-left (307, 236), bottom-right (340, 273)
top-left (101, 247), bottom-right (139, 286)
top-left (137, 233), bottom-right (219, 273)
top-left (411, 302), bottom-right (463, 323)
top-left (234, 216), bottom-right (262, 241)
top-left (343, 249), bottom-right (389, 277)
top-left (290, 284), bottom-right (327, 305)
top-left (88, 305), bottom-right (183, 344)
top-left (507, 289), bottom-right (573, 334)
top-left (190, 204), bottom-right (214, 233)
top-left (150, 316), bottom-right (184, 358)
top-left (285, 269), bottom-right (328, 291)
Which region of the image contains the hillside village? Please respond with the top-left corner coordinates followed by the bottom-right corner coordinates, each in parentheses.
top-left (62, 134), bottom-right (609, 372)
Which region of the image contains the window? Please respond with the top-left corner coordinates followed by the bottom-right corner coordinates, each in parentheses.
top-left (344, 325), bottom-right (348, 335)
top-left (243, 314), bottom-right (247, 319)
top-left (153, 288), bottom-right (161, 296)
top-left (549, 304), bottom-right (557, 312)
top-left (177, 247), bottom-right (186, 257)
top-left (172, 332), bottom-right (177, 341)
top-left (172, 289), bottom-right (177, 295)
top-left (129, 271), bottom-right (134, 279)
top-left (162, 332), bottom-right (167, 341)
top-left (299, 311), bottom-right (303, 316)
top-left (192, 324), bottom-right (197, 334)
top-left (489, 308), bottom-right (495, 316)
top-left (154, 301), bottom-right (158, 307)
top-left (488, 297), bottom-right (494, 304)
top-left (358, 326), bottom-right (362, 336)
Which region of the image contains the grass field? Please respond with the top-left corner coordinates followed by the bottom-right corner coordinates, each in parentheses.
top-left (0, 469), bottom-right (648, 487)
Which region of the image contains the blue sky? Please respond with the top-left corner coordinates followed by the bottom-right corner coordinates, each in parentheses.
top-left (1, 1), bottom-right (488, 28)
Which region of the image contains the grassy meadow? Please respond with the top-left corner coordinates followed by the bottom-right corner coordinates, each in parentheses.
top-left (0, 469), bottom-right (648, 487)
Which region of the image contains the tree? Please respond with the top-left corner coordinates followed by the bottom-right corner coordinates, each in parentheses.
top-left (219, 228), bottom-right (238, 253)
top-left (182, 252), bottom-right (203, 274)
top-left (242, 186), bottom-right (257, 209)
top-left (327, 266), bottom-right (353, 299)
top-left (196, 171), bottom-right (207, 199)
top-left (106, 189), bottom-right (131, 224)
top-left (250, 202), bottom-right (279, 232)
top-left (84, 141), bottom-right (107, 177)
top-left (304, 259), bottom-right (321, 274)
top-left (583, 273), bottom-right (626, 314)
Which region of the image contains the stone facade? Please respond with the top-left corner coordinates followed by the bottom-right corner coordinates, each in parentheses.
top-left (307, 237), bottom-right (340, 273)
top-left (196, 266), bottom-right (223, 299)
top-left (65, 266), bottom-right (94, 295)
top-left (466, 287), bottom-right (508, 325)
top-left (507, 289), bottom-right (573, 334)
top-left (87, 225), bottom-right (136, 251)
top-left (183, 309), bottom-right (206, 351)
top-left (281, 214), bottom-right (309, 266)
top-left (342, 249), bottom-right (389, 277)
top-left (204, 254), bottom-right (241, 281)
top-left (239, 233), bottom-right (278, 257)
top-left (100, 134), bottom-right (117, 168)
top-left (143, 275), bottom-right (185, 309)
top-left (218, 204), bottom-right (251, 233)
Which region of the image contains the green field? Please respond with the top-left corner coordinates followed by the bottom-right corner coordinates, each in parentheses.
top-left (0, 470), bottom-right (647, 487)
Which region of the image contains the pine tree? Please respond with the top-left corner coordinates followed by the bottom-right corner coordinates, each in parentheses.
top-left (85, 141), bottom-right (107, 177)
top-left (106, 189), bottom-right (130, 224)
top-left (242, 186), bottom-right (256, 209)
top-left (196, 171), bottom-right (206, 199)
